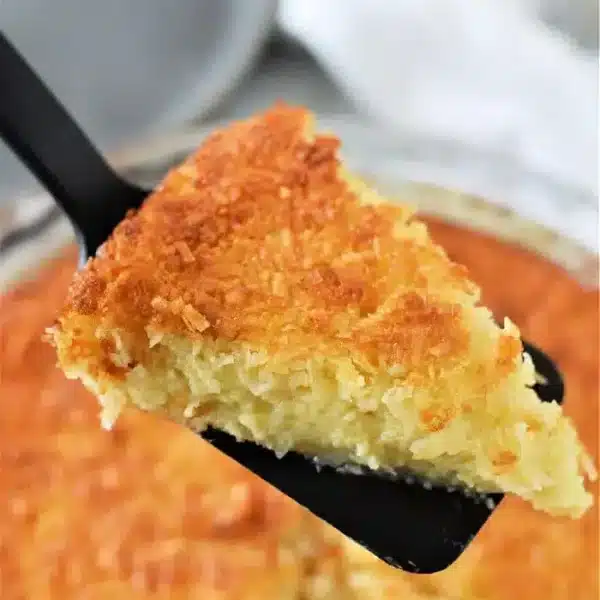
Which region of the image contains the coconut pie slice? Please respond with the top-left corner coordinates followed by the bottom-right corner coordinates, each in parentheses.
top-left (50, 104), bottom-right (595, 518)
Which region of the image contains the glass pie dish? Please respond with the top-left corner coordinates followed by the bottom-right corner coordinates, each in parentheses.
top-left (0, 118), bottom-right (597, 600)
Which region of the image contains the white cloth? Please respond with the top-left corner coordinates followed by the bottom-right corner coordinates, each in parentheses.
top-left (278, 0), bottom-right (599, 251)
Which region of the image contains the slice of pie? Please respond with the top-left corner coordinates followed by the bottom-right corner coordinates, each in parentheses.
top-left (49, 104), bottom-right (595, 517)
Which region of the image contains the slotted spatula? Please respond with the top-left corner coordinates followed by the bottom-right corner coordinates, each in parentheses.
top-left (0, 33), bottom-right (565, 574)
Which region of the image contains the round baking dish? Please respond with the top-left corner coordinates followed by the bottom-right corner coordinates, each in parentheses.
top-left (0, 118), bottom-right (597, 599)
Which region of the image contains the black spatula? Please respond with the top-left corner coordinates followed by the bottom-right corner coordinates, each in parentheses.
top-left (0, 33), bottom-right (565, 574)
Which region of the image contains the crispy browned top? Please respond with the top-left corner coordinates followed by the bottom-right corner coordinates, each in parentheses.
top-left (61, 104), bottom-right (498, 373)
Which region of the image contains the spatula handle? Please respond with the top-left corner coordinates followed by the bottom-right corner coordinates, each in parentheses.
top-left (0, 33), bottom-right (143, 258)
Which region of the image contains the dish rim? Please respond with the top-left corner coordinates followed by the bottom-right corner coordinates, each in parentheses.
top-left (1, 116), bottom-right (597, 292)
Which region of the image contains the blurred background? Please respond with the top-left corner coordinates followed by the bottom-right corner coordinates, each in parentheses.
top-left (1, 0), bottom-right (598, 255)
top-left (1, 2), bottom-right (599, 599)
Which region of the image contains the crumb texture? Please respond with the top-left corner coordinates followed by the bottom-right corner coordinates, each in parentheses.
top-left (52, 104), bottom-right (595, 520)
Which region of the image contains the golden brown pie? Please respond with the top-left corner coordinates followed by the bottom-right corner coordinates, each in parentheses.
top-left (1, 218), bottom-right (597, 598)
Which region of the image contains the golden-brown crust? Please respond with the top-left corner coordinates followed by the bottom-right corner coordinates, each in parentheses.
top-left (58, 103), bottom-right (508, 386)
